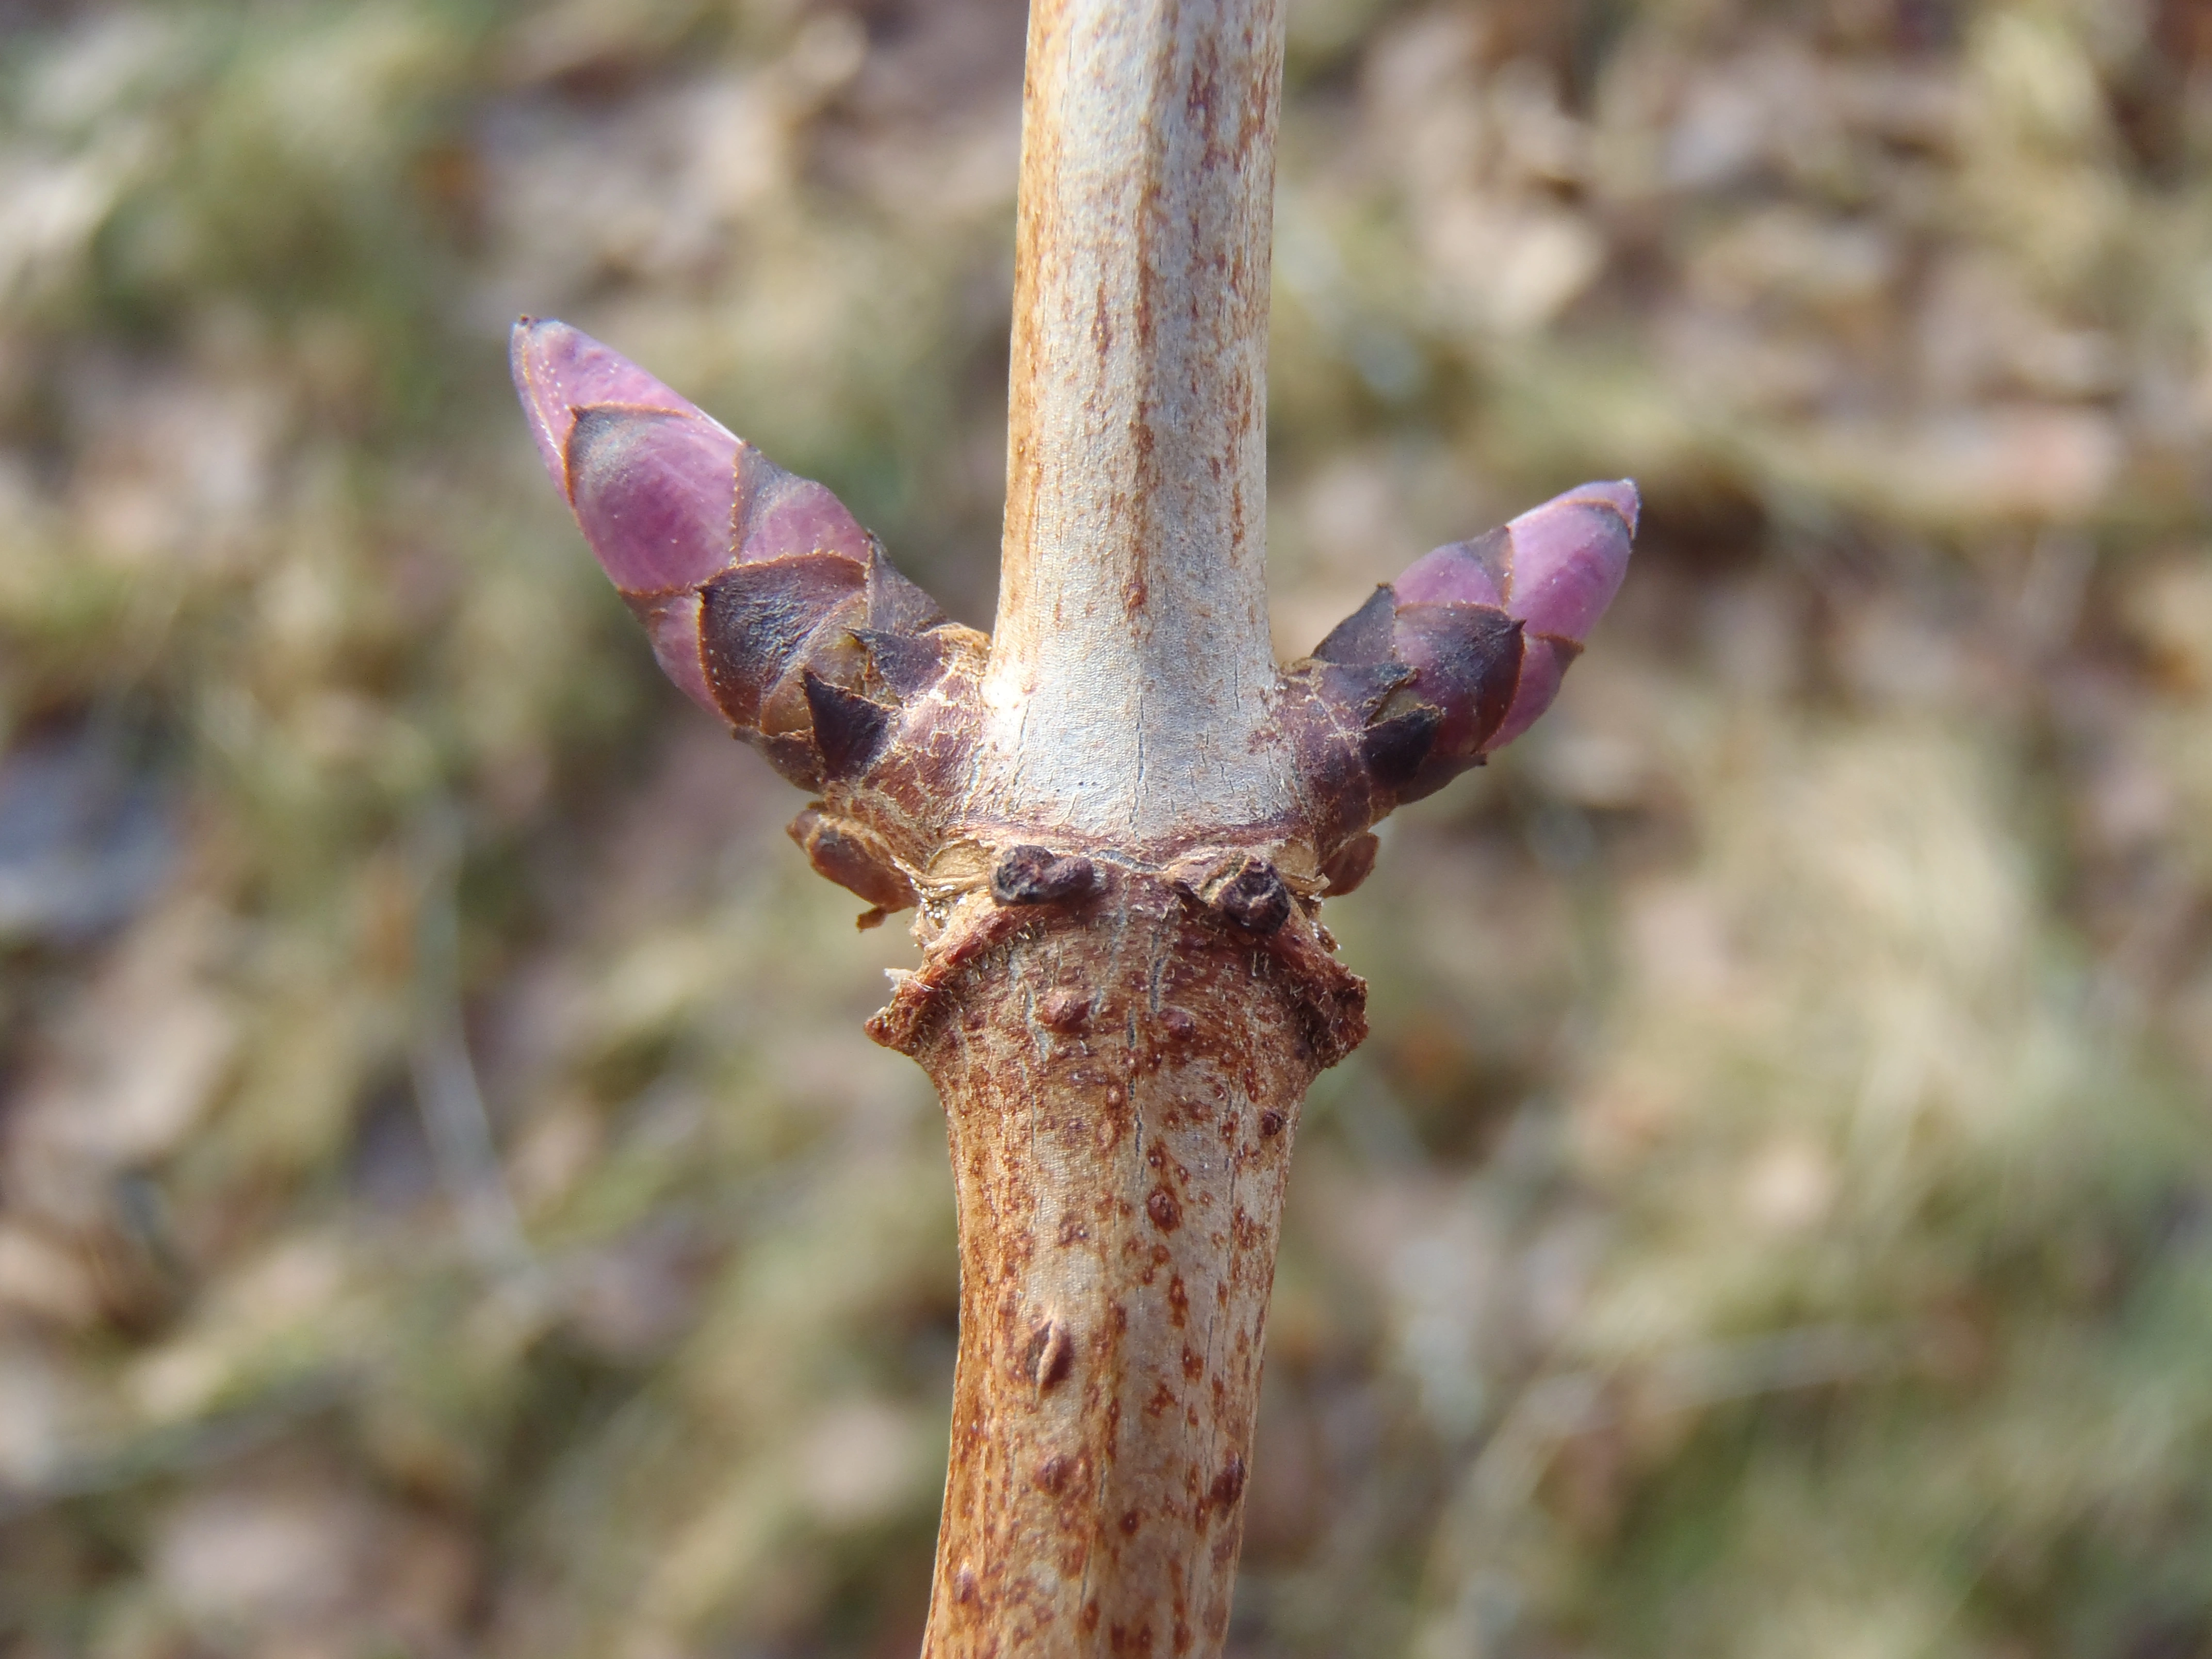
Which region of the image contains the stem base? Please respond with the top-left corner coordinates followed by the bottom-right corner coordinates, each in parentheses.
top-left (886, 879), bottom-right (1343, 1657)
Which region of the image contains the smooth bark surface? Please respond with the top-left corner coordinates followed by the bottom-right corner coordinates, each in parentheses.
top-left (979, 0), bottom-right (1287, 844)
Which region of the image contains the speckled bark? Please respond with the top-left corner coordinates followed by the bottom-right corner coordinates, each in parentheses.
top-left (873, 876), bottom-right (1356, 1657)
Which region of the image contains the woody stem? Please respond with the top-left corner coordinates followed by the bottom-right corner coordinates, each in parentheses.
top-left (979, 0), bottom-right (1287, 846)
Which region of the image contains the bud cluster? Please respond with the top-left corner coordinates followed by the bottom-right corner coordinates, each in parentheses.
top-left (512, 322), bottom-right (1637, 915)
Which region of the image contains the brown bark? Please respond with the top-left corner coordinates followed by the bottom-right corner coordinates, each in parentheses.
top-left (870, 869), bottom-right (1361, 1657)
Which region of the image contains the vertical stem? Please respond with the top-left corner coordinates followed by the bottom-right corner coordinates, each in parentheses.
top-left (900, 6), bottom-right (1334, 1652)
top-left (902, 883), bottom-right (1336, 1658)
top-left (980, 0), bottom-right (1288, 844)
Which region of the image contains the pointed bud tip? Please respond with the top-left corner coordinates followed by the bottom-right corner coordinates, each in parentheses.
top-left (1503, 479), bottom-right (1637, 645)
top-left (1569, 479), bottom-right (1639, 532)
top-left (510, 319), bottom-right (752, 596)
top-left (510, 318), bottom-right (713, 498)
top-left (510, 316), bottom-right (697, 416)
top-left (510, 317), bottom-right (571, 492)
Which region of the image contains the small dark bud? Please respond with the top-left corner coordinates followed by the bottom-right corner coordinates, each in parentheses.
top-left (1214, 858), bottom-right (1292, 935)
top-left (991, 845), bottom-right (1099, 906)
top-left (1259, 1109), bottom-right (1286, 1138)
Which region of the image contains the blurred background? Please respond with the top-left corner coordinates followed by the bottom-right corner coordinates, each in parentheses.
top-left (1, 0), bottom-right (2209, 1654)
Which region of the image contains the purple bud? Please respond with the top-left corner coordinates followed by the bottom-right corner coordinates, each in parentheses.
top-left (1484, 480), bottom-right (1635, 747)
top-left (513, 319), bottom-right (965, 906)
top-left (509, 318), bottom-right (871, 599)
top-left (513, 318), bottom-right (909, 743)
top-left (1392, 480), bottom-right (1637, 757)
top-left (511, 316), bottom-right (698, 488)
top-left (1501, 480), bottom-right (1636, 645)
top-left (1393, 528), bottom-right (1508, 609)
top-left (1393, 482), bottom-right (1636, 635)
top-left (1294, 478), bottom-right (1638, 837)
